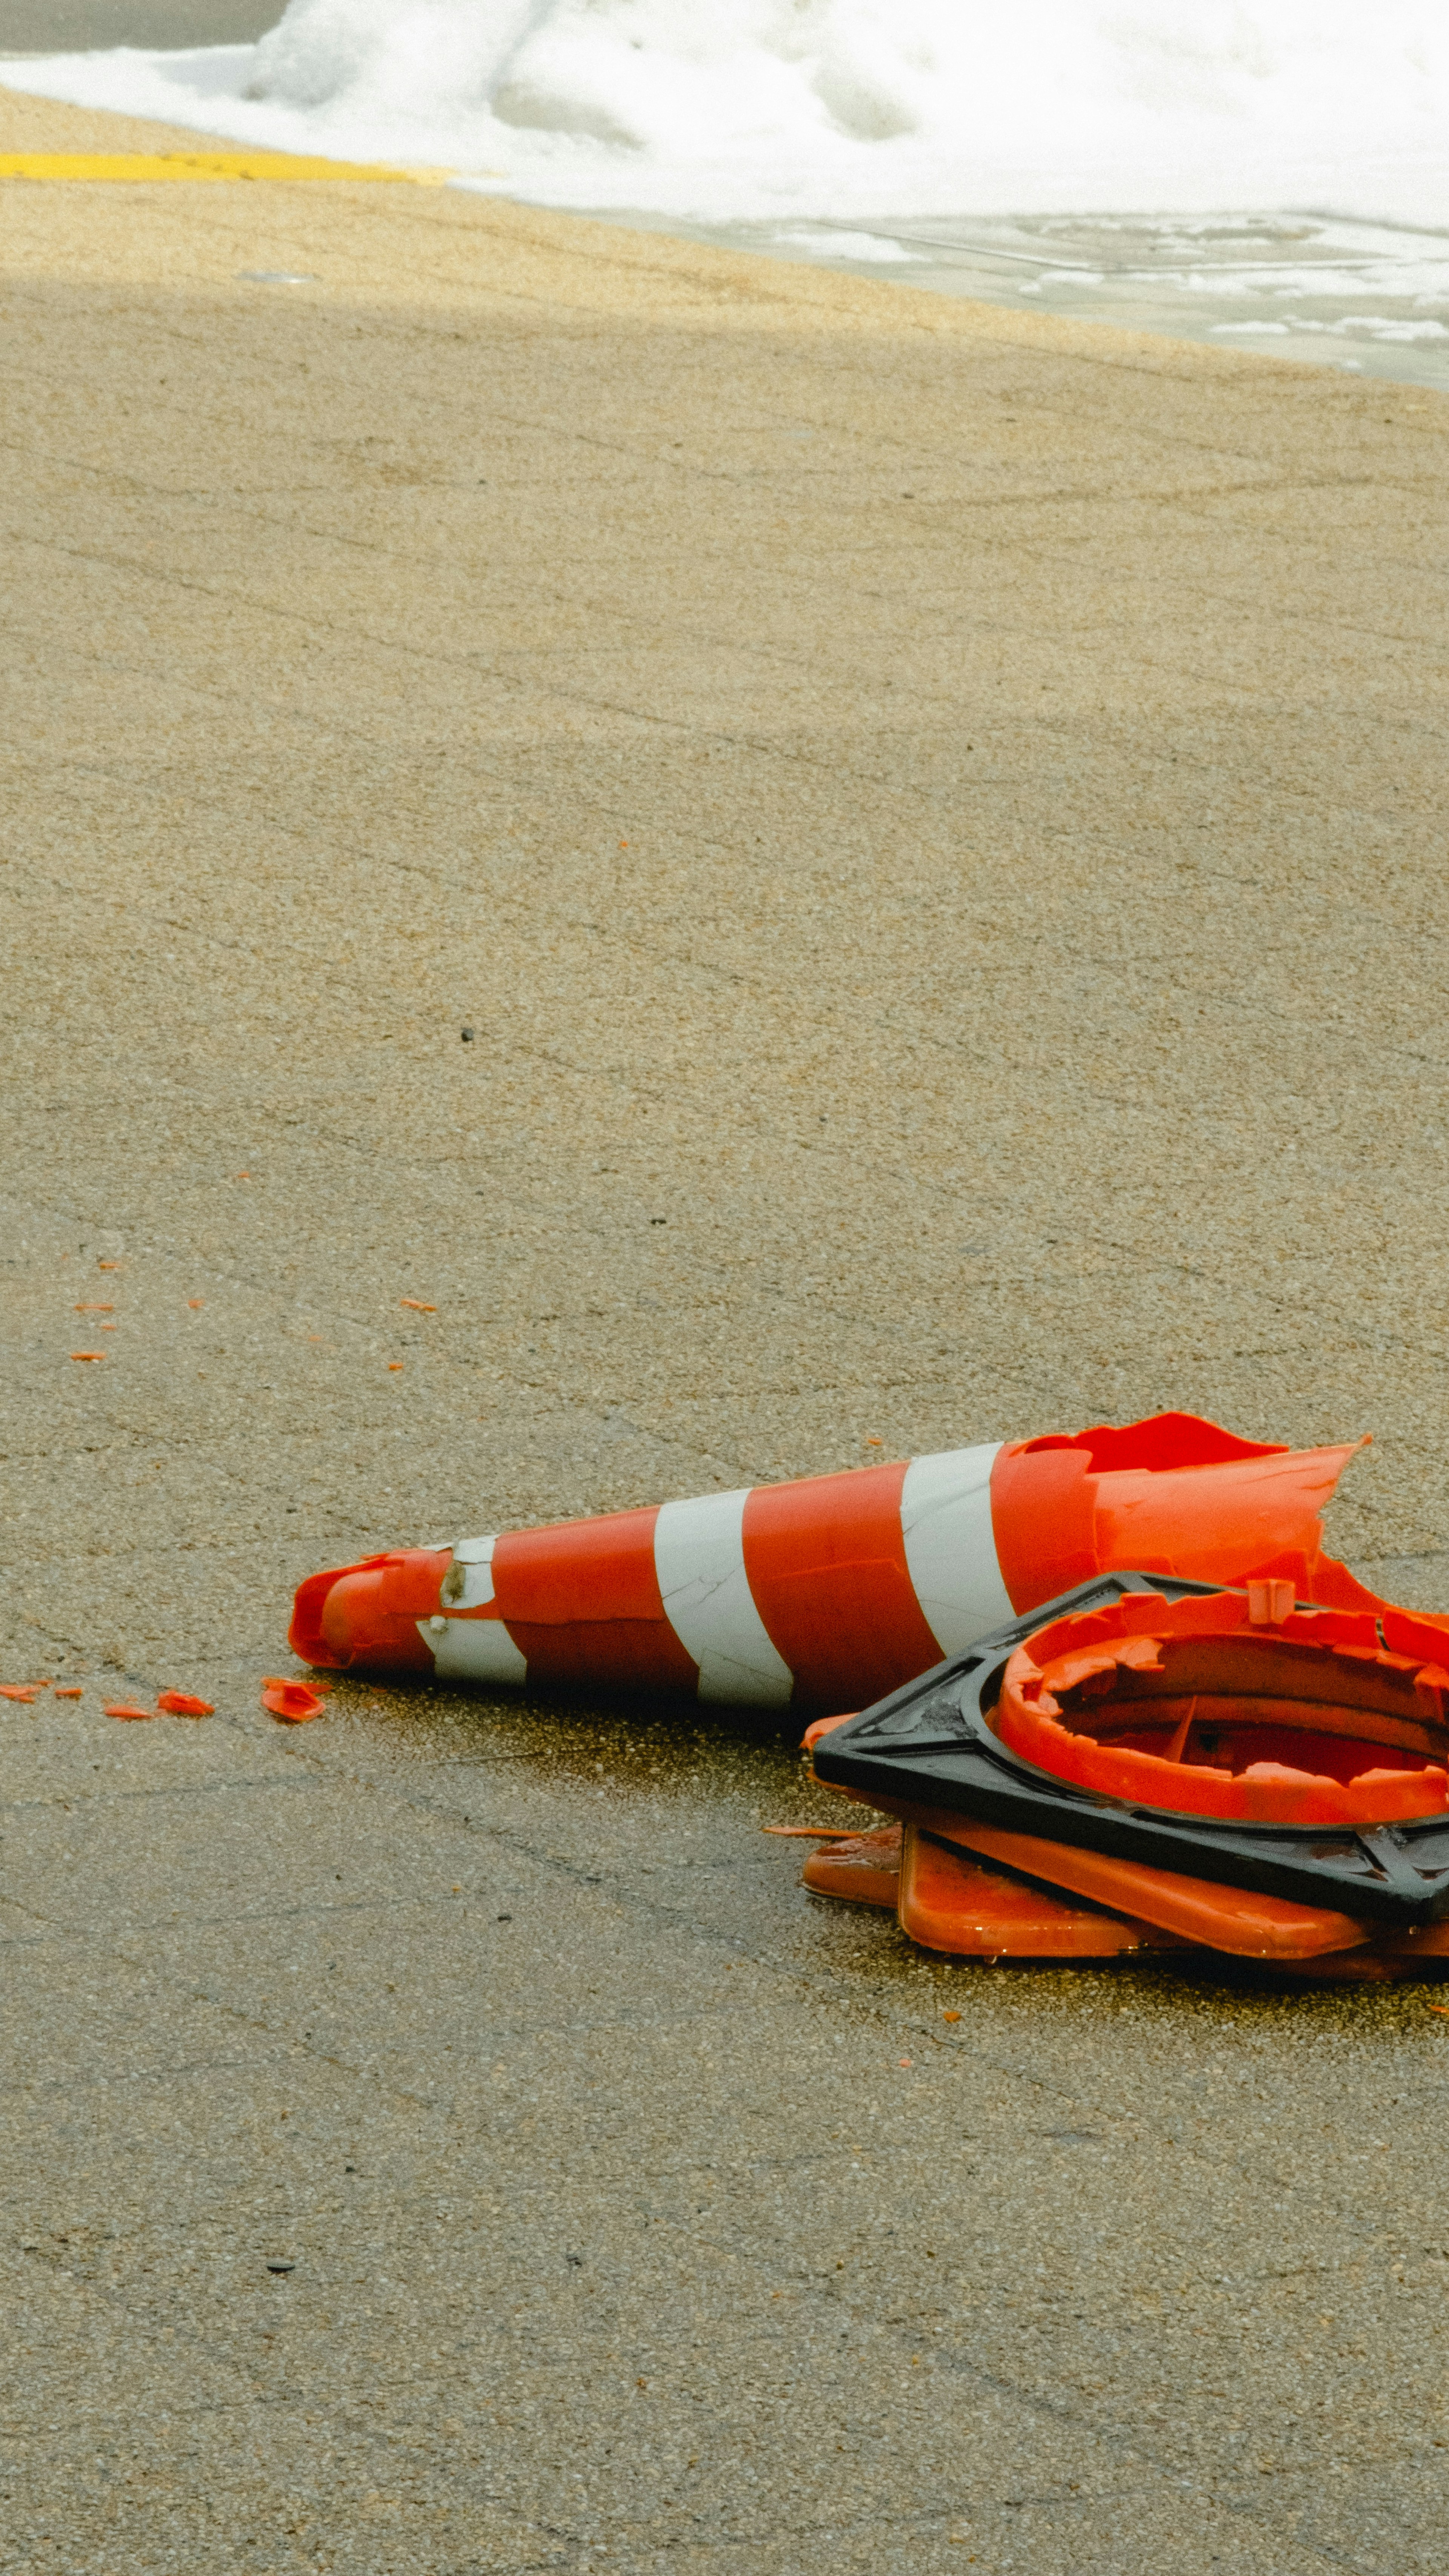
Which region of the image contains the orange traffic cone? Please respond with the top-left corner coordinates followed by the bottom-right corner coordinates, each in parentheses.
top-left (291, 1412), bottom-right (1378, 1711)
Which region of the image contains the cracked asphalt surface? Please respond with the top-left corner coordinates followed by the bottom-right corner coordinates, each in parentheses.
top-left (4, 85), bottom-right (1449, 2576)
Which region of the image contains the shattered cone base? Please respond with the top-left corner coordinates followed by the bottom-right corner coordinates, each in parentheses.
top-left (801, 1821), bottom-right (1449, 1981)
top-left (800, 1573), bottom-right (1449, 1983)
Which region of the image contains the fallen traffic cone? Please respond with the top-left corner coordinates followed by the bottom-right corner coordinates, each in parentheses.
top-left (291, 1412), bottom-right (1381, 1710)
top-left (803, 1572), bottom-right (1449, 1978)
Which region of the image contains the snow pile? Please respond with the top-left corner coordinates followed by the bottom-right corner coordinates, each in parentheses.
top-left (5, 0), bottom-right (1448, 224)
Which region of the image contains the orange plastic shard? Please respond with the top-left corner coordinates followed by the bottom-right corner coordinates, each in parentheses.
top-left (898, 1825), bottom-right (1187, 1957)
top-left (798, 1824), bottom-right (903, 1907)
top-left (399, 1299), bottom-right (436, 1312)
top-left (157, 1691), bottom-right (214, 1717)
top-left (105, 1702), bottom-right (154, 1721)
top-left (0, 1684), bottom-right (39, 1702)
top-left (801, 1711), bottom-right (859, 1752)
top-left (261, 1677), bottom-right (326, 1722)
top-left (53, 1686), bottom-right (83, 1699)
top-left (69, 1351), bottom-right (105, 1362)
top-left (915, 1810), bottom-right (1368, 1960)
top-left (990, 1416), bottom-right (1386, 1618)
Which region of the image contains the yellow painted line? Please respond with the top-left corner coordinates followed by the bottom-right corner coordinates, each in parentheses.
top-left (0, 151), bottom-right (448, 183)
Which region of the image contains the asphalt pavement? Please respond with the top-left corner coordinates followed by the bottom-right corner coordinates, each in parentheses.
top-left (5, 87), bottom-right (1449, 2576)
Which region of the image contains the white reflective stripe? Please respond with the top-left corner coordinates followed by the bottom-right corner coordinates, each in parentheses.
top-left (900, 1443), bottom-right (1012, 1657)
top-left (423, 1615), bottom-right (528, 1684)
top-left (443, 1534), bottom-right (497, 1610)
top-left (654, 1489), bottom-right (794, 1709)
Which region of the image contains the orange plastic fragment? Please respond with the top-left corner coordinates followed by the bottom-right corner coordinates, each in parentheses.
top-left (0, 1684), bottom-right (39, 1702)
top-left (800, 1824), bottom-right (903, 1907)
top-left (188, 1298), bottom-right (205, 1309)
top-left (899, 1825), bottom-right (1181, 1958)
top-left (105, 1702), bottom-right (153, 1720)
top-left (388, 1362), bottom-right (404, 1372)
top-left (801, 1711), bottom-right (859, 1751)
top-left (992, 1421), bottom-right (1374, 1617)
top-left (157, 1691), bottom-right (214, 1717)
top-left (762, 1822), bottom-right (867, 1837)
top-left (97, 1261), bottom-right (121, 1270)
top-left (70, 1351), bottom-right (105, 1362)
top-left (74, 1303), bottom-right (113, 1312)
top-left (399, 1299), bottom-right (436, 1312)
top-left (261, 1678), bottom-right (325, 1723)
top-left (922, 1813), bottom-right (1366, 1961)
top-left (53, 1686), bottom-right (83, 1699)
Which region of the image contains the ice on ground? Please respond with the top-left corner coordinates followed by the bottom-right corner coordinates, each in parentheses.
top-left (772, 229), bottom-right (926, 263)
top-left (4, 0), bottom-right (1449, 230)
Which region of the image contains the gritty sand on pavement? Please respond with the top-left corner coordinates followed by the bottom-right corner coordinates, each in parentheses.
top-left (4, 88), bottom-right (1449, 2575)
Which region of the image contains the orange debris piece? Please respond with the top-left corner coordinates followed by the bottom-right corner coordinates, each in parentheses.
top-left (105, 1702), bottom-right (153, 1720)
top-left (399, 1299), bottom-right (436, 1312)
top-left (761, 1822), bottom-right (864, 1837)
top-left (0, 1684), bottom-right (39, 1703)
top-left (388, 1362), bottom-right (404, 1372)
top-left (53, 1687), bottom-right (83, 1699)
top-left (97, 1261), bottom-right (121, 1270)
top-left (188, 1298), bottom-right (205, 1309)
top-left (70, 1351), bottom-right (105, 1362)
top-left (261, 1677), bottom-right (326, 1723)
top-left (74, 1303), bottom-right (113, 1312)
top-left (157, 1691), bottom-right (213, 1717)
top-left (900, 1825), bottom-right (1186, 1958)
top-left (798, 1824), bottom-right (903, 1908)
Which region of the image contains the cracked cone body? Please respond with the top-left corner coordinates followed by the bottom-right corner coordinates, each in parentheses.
top-left (291, 1412), bottom-right (1377, 1710)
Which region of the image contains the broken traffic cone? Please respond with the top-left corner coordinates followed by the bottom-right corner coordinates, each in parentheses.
top-left (291, 1413), bottom-right (1380, 1710)
top-left (807, 1573), bottom-right (1449, 1976)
